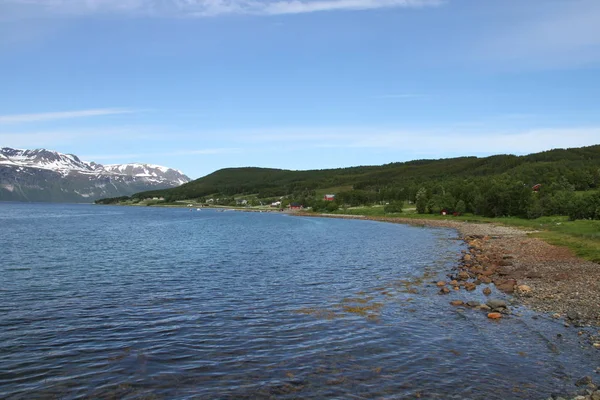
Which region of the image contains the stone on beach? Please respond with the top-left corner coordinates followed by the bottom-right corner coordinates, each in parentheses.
top-left (486, 299), bottom-right (507, 309)
top-left (494, 279), bottom-right (517, 294)
top-left (487, 312), bottom-right (502, 319)
top-left (450, 300), bottom-right (464, 306)
top-left (516, 284), bottom-right (532, 295)
top-left (436, 281), bottom-right (447, 287)
top-left (457, 271), bottom-right (470, 281)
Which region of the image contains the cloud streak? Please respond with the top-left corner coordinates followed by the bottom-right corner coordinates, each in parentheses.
top-left (2, 0), bottom-right (443, 17)
top-left (0, 108), bottom-right (136, 124)
top-left (82, 148), bottom-right (243, 161)
top-left (242, 126), bottom-right (600, 156)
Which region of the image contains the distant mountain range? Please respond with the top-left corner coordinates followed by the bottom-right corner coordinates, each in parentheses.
top-left (0, 147), bottom-right (191, 202)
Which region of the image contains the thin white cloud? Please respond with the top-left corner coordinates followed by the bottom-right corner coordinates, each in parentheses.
top-left (2, 0), bottom-right (443, 17)
top-left (373, 94), bottom-right (428, 99)
top-left (477, 0), bottom-right (600, 67)
top-left (239, 126), bottom-right (600, 156)
top-left (82, 148), bottom-right (243, 161)
top-left (0, 108), bottom-right (135, 124)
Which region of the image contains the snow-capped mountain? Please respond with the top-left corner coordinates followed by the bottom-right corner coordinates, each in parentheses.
top-left (0, 147), bottom-right (191, 202)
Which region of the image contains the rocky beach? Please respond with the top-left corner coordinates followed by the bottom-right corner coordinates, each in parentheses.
top-left (301, 213), bottom-right (600, 399)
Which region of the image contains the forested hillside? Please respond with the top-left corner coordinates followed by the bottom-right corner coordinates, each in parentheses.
top-left (98, 145), bottom-right (600, 220)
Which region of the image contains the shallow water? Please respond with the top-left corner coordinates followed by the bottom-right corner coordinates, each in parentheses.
top-left (0, 203), bottom-right (597, 399)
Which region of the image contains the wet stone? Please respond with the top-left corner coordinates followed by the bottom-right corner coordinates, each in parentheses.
top-left (486, 299), bottom-right (507, 309)
top-left (576, 376), bottom-right (593, 387)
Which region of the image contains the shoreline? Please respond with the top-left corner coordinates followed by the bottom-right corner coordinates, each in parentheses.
top-left (297, 212), bottom-right (600, 330)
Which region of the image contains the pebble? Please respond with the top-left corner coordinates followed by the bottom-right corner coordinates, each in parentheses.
top-left (450, 300), bottom-right (464, 306)
top-left (436, 281), bottom-right (447, 287)
top-left (593, 343), bottom-right (600, 349)
top-left (483, 287), bottom-right (492, 296)
top-left (487, 312), bottom-right (502, 319)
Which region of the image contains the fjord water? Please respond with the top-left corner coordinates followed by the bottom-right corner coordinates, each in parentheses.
top-left (0, 204), bottom-right (596, 399)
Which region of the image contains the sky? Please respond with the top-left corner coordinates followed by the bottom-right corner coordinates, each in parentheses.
top-left (0, 0), bottom-right (599, 178)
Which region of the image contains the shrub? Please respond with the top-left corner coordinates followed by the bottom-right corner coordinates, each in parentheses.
top-left (384, 202), bottom-right (403, 214)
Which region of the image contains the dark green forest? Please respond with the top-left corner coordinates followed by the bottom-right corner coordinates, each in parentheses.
top-left (97, 145), bottom-right (600, 220)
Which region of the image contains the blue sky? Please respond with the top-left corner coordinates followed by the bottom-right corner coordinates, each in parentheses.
top-left (0, 0), bottom-right (599, 178)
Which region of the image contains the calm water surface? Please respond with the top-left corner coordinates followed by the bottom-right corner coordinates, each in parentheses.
top-left (0, 203), bottom-right (597, 399)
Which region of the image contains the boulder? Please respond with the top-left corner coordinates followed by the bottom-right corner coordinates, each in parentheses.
top-left (567, 311), bottom-right (581, 321)
top-left (576, 376), bottom-right (593, 387)
top-left (495, 279), bottom-right (516, 294)
top-left (457, 271), bottom-right (470, 281)
top-left (516, 285), bottom-right (532, 295)
top-left (486, 299), bottom-right (507, 309)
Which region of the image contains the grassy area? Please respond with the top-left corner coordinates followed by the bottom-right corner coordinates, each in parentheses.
top-left (325, 207), bottom-right (600, 263)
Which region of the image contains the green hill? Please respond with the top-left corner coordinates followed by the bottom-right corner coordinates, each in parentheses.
top-left (97, 145), bottom-right (600, 220)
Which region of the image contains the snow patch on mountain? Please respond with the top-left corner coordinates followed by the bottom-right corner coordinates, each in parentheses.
top-left (0, 147), bottom-right (192, 202)
top-left (0, 147), bottom-right (191, 183)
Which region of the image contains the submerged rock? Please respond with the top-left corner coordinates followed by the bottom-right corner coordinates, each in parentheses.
top-left (575, 376), bottom-right (593, 387)
top-left (483, 287), bottom-right (492, 296)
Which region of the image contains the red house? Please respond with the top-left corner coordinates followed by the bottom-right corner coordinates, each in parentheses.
top-left (289, 202), bottom-right (303, 210)
top-left (323, 194), bottom-right (335, 201)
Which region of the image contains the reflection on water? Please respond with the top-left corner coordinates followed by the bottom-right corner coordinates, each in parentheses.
top-left (0, 203), bottom-right (596, 399)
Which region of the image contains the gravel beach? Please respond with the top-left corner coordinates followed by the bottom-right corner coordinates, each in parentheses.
top-left (304, 214), bottom-right (600, 327)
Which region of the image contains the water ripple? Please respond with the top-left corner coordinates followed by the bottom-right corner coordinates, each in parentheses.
top-left (0, 203), bottom-right (596, 399)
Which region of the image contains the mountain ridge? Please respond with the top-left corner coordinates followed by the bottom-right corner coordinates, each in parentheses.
top-left (0, 147), bottom-right (190, 202)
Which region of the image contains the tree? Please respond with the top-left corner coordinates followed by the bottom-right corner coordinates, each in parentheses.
top-left (415, 187), bottom-right (428, 214)
top-left (455, 200), bottom-right (466, 215)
